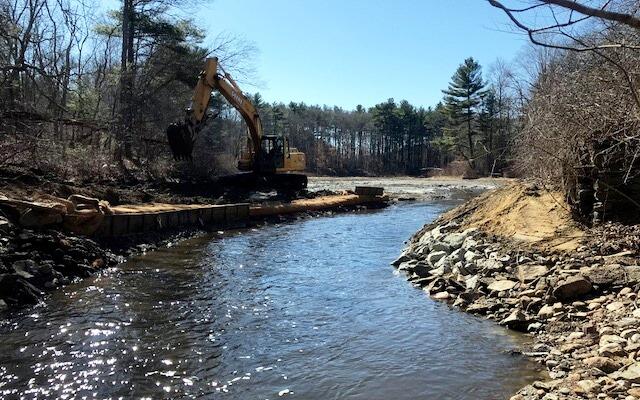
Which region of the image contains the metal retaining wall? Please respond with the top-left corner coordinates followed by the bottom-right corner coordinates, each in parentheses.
top-left (94, 203), bottom-right (250, 237)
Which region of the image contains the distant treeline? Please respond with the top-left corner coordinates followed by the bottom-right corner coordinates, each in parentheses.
top-left (253, 98), bottom-right (448, 176)
top-left (238, 57), bottom-right (521, 176)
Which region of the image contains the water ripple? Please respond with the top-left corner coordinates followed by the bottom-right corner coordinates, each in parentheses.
top-left (0, 203), bottom-right (541, 399)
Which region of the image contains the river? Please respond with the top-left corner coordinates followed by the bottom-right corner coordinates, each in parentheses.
top-left (0, 201), bottom-right (541, 399)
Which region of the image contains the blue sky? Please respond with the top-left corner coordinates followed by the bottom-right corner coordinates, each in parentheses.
top-left (107, 0), bottom-right (529, 109)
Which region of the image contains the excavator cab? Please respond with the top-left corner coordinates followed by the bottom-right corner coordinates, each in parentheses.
top-left (258, 135), bottom-right (285, 172)
top-left (238, 135), bottom-right (305, 174)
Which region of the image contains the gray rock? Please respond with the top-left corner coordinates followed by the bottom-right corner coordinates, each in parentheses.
top-left (614, 362), bottom-right (640, 383)
top-left (430, 226), bottom-right (443, 238)
top-left (440, 222), bottom-right (460, 232)
top-left (11, 261), bottom-right (35, 280)
top-left (464, 250), bottom-right (483, 263)
top-left (599, 334), bottom-right (627, 347)
top-left (553, 275), bottom-right (592, 300)
top-left (583, 356), bottom-right (621, 373)
top-left (598, 342), bottom-right (625, 357)
top-left (517, 264), bottom-right (549, 282)
top-left (528, 322), bottom-right (543, 332)
top-left (462, 238), bottom-right (479, 251)
top-left (0, 274), bottom-right (41, 305)
top-left (427, 251), bottom-right (448, 267)
top-left (487, 279), bottom-right (517, 292)
top-left (574, 380), bottom-right (600, 395)
top-left (398, 260), bottom-right (418, 271)
top-left (465, 275), bottom-right (480, 291)
top-left (606, 301), bottom-right (625, 312)
top-left (391, 254), bottom-right (411, 267)
top-left (412, 262), bottom-right (432, 278)
top-left (501, 309), bottom-right (528, 331)
top-left (447, 248), bottom-right (464, 263)
top-left (466, 298), bottom-right (498, 314)
top-left (581, 264), bottom-right (624, 286)
top-left (463, 262), bottom-right (478, 274)
top-left (443, 233), bottom-right (465, 250)
top-left (538, 304), bottom-right (555, 319)
top-left (476, 258), bottom-right (504, 272)
top-left (581, 264), bottom-right (640, 287)
top-left (432, 291), bottom-right (450, 300)
top-left (0, 217), bottom-right (12, 235)
top-left (430, 242), bottom-right (450, 254)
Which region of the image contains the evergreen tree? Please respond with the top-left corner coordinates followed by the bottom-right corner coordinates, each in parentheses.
top-left (442, 57), bottom-right (487, 168)
top-left (479, 88), bottom-right (498, 172)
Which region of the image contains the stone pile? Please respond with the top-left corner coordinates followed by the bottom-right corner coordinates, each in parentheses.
top-left (394, 220), bottom-right (640, 399)
top-left (0, 216), bottom-right (117, 310)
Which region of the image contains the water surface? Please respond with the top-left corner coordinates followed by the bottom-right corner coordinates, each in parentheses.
top-left (0, 202), bottom-right (541, 399)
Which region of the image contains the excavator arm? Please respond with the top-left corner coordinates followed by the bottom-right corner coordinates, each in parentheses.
top-left (167, 57), bottom-right (261, 161)
top-left (187, 57), bottom-right (262, 158)
top-left (167, 57), bottom-right (306, 187)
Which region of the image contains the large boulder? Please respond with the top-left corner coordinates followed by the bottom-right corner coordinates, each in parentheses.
top-left (443, 233), bottom-right (465, 250)
top-left (430, 242), bottom-right (450, 253)
top-left (427, 251), bottom-right (448, 267)
top-left (581, 264), bottom-right (640, 287)
top-left (412, 262), bottom-right (432, 278)
top-left (553, 275), bottom-right (593, 301)
top-left (613, 362), bottom-right (640, 383)
top-left (517, 264), bottom-right (549, 282)
top-left (488, 279), bottom-right (517, 292)
top-left (391, 253), bottom-right (412, 267)
top-left (581, 264), bottom-right (626, 286)
top-left (476, 258), bottom-right (504, 272)
top-left (0, 273), bottom-right (41, 306)
top-left (583, 356), bottom-right (622, 373)
top-left (500, 309), bottom-right (529, 331)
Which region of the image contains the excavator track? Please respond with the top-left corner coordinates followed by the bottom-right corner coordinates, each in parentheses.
top-left (219, 172), bottom-right (308, 192)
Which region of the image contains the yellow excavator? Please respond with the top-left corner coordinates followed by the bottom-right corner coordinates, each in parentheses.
top-left (167, 57), bottom-right (307, 190)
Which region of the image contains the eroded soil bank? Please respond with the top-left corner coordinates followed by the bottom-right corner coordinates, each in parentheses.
top-left (394, 182), bottom-right (640, 399)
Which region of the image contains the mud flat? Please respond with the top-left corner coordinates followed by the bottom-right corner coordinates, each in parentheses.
top-left (394, 182), bottom-right (640, 399)
top-left (308, 176), bottom-right (508, 200)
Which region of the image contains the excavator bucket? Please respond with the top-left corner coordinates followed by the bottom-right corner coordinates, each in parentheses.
top-left (166, 122), bottom-right (194, 161)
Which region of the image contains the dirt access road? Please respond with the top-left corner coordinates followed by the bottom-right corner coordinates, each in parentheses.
top-left (308, 176), bottom-right (509, 201)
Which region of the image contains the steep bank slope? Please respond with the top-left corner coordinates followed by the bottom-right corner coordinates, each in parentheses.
top-left (434, 182), bottom-right (584, 251)
top-left (395, 182), bottom-right (640, 399)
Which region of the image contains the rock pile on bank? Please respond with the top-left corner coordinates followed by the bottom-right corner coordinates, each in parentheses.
top-left (0, 216), bottom-right (117, 310)
top-left (394, 183), bottom-right (640, 399)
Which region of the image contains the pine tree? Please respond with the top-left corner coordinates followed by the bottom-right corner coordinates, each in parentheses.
top-left (442, 57), bottom-right (487, 168)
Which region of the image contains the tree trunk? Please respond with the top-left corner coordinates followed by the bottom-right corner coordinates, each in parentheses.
top-left (119, 0), bottom-right (135, 161)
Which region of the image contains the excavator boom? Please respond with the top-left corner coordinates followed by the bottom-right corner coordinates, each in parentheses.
top-left (166, 57), bottom-right (306, 189)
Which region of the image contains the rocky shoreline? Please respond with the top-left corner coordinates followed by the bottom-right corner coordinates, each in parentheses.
top-left (394, 217), bottom-right (640, 399)
top-left (0, 216), bottom-right (119, 310)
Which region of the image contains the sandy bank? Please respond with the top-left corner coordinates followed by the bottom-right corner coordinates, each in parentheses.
top-left (394, 182), bottom-right (640, 399)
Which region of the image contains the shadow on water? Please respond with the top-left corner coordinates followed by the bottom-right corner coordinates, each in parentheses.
top-left (0, 201), bottom-right (543, 399)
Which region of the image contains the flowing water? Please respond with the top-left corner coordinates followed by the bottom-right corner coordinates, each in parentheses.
top-left (0, 202), bottom-right (542, 399)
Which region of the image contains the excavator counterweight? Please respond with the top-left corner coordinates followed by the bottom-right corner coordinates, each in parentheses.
top-left (167, 57), bottom-right (307, 190)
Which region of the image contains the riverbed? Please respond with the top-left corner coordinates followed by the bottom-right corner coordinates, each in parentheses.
top-left (0, 201), bottom-right (541, 399)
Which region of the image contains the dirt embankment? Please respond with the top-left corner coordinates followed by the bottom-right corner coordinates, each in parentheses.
top-left (395, 182), bottom-right (640, 399)
top-left (436, 183), bottom-right (584, 251)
